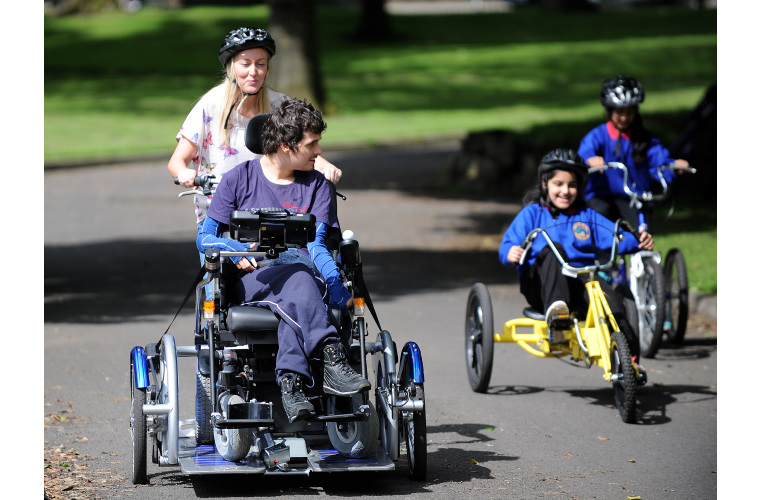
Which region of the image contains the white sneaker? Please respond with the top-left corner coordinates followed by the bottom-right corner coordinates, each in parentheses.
top-left (545, 300), bottom-right (569, 344)
top-left (545, 300), bottom-right (569, 321)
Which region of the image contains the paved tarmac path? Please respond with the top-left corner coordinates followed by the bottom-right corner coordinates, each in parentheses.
top-left (44, 145), bottom-right (718, 499)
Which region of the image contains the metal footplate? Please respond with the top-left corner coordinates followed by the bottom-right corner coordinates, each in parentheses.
top-left (177, 427), bottom-right (394, 475)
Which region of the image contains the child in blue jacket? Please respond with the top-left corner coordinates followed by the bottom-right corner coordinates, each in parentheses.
top-left (578, 75), bottom-right (689, 226)
top-left (499, 149), bottom-right (654, 357)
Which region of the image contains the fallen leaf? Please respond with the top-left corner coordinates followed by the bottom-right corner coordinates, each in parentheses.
top-left (562, 453), bottom-right (572, 459)
top-left (628, 459), bottom-right (636, 463)
top-left (597, 435), bottom-right (609, 440)
top-left (471, 459), bottom-right (479, 465)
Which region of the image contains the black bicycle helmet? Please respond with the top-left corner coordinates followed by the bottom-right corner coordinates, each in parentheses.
top-left (538, 148), bottom-right (588, 186)
top-left (600, 75), bottom-right (645, 108)
top-left (218, 27), bottom-right (276, 67)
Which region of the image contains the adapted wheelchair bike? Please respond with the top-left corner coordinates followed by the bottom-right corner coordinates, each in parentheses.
top-left (129, 118), bottom-right (427, 484)
top-left (589, 162), bottom-right (696, 357)
top-left (464, 220), bottom-right (647, 424)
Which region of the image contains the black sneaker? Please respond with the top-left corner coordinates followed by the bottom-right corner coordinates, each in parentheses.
top-left (279, 372), bottom-right (316, 423)
top-left (322, 343), bottom-right (370, 396)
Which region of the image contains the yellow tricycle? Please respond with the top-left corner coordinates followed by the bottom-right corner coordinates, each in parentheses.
top-left (464, 221), bottom-right (647, 424)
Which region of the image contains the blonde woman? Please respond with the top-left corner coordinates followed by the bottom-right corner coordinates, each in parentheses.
top-left (168, 27), bottom-right (342, 226)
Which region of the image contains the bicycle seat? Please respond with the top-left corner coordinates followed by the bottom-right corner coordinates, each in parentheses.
top-left (523, 307), bottom-right (546, 321)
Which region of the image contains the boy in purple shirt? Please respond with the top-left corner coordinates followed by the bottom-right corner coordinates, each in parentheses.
top-left (197, 98), bottom-right (369, 423)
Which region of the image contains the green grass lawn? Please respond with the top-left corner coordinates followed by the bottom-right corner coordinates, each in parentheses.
top-left (44, 5), bottom-right (716, 159)
top-left (44, 4), bottom-right (717, 294)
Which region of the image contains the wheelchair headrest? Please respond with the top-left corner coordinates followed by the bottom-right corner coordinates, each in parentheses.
top-left (245, 112), bottom-right (271, 155)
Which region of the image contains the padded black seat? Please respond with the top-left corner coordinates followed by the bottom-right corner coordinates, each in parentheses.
top-left (523, 307), bottom-right (546, 321)
top-left (228, 305), bottom-right (280, 334)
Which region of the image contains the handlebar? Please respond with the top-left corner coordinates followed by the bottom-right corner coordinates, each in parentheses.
top-left (173, 174), bottom-right (220, 197)
top-left (587, 162), bottom-right (695, 204)
top-left (517, 219), bottom-right (636, 278)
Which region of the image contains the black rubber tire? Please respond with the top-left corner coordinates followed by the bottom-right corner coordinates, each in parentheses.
top-left (465, 283), bottom-right (494, 393)
top-left (213, 394), bottom-right (252, 462)
top-left (663, 248), bottom-right (689, 345)
top-left (130, 361), bottom-right (148, 485)
top-left (195, 368), bottom-right (214, 445)
top-left (327, 394), bottom-right (380, 458)
top-left (638, 257), bottom-right (666, 358)
top-left (610, 331), bottom-right (637, 424)
top-left (615, 285), bottom-right (640, 350)
top-left (404, 383), bottom-right (427, 481)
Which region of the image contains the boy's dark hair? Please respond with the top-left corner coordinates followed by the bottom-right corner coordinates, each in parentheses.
top-left (261, 98), bottom-right (327, 155)
top-left (523, 148), bottom-right (588, 217)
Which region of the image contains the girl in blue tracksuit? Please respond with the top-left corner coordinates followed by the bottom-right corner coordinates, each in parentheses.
top-left (499, 149), bottom-right (654, 358)
top-left (577, 75), bottom-right (689, 226)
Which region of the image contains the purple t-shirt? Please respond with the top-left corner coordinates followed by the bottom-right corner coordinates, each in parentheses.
top-left (206, 158), bottom-right (337, 228)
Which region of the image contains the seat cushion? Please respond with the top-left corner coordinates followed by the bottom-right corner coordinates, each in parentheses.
top-left (227, 305), bottom-right (280, 333)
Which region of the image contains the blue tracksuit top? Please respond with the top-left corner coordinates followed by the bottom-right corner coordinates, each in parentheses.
top-left (577, 121), bottom-right (676, 199)
top-left (498, 203), bottom-right (641, 280)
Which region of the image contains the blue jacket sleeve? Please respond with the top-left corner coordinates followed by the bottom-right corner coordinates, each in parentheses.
top-left (308, 222), bottom-right (352, 311)
top-left (196, 216), bottom-right (249, 264)
top-left (591, 211), bottom-right (640, 256)
top-left (498, 206), bottom-right (536, 267)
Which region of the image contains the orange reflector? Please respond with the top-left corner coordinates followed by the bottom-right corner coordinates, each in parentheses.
top-left (203, 301), bottom-right (215, 311)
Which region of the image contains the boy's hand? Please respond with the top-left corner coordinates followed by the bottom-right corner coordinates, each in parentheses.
top-left (638, 231), bottom-right (654, 251)
top-left (586, 156), bottom-right (605, 168)
top-left (507, 245), bottom-right (525, 264)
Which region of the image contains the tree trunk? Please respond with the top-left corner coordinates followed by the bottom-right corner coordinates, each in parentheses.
top-left (353, 0), bottom-right (394, 41)
top-left (266, 0), bottom-right (325, 109)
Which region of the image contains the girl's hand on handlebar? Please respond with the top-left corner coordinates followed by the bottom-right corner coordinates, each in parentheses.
top-left (672, 159), bottom-right (690, 174)
top-left (586, 156), bottom-right (605, 168)
top-left (507, 245), bottom-right (524, 264)
top-left (638, 231), bottom-right (654, 251)
top-left (177, 168), bottom-right (198, 188)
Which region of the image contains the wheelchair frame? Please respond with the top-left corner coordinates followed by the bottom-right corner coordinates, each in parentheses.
top-left (129, 196), bottom-right (427, 483)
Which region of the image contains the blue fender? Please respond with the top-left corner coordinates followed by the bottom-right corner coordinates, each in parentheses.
top-left (401, 342), bottom-right (425, 384)
top-left (131, 346), bottom-right (149, 389)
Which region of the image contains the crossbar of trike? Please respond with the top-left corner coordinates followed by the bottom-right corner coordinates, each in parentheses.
top-left (494, 281), bottom-right (617, 382)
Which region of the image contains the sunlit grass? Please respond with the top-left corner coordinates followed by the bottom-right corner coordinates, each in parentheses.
top-left (45, 5), bottom-right (716, 161)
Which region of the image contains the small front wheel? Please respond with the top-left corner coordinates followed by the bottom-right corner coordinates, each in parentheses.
top-left (327, 394), bottom-right (379, 458)
top-left (213, 394), bottom-right (252, 462)
top-left (130, 360), bottom-right (148, 485)
top-left (610, 331), bottom-right (637, 424)
top-left (464, 283), bottom-right (494, 393)
top-left (663, 248), bottom-right (689, 345)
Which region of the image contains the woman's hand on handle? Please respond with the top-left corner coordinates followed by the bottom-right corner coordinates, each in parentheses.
top-left (315, 156), bottom-right (342, 184)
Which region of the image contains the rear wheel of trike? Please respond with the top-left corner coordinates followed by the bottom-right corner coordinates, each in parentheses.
top-left (610, 331), bottom-right (637, 424)
top-left (638, 257), bottom-right (666, 358)
top-left (663, 248), bottom-right (689, 345)
top-left (130, 360), bottom-right (148, 484)
top-left (327, 394), bottom-right (379, 458)
top-left (464, 283), bottom-right (494, 393)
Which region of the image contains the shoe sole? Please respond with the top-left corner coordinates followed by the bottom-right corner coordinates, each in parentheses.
top-left (286, 408), bottom-right (316, 423)
top-left (322, 383), bottom-right (370, 396)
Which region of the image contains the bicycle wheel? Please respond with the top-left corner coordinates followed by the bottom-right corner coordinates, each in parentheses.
top-left (637, 257), bottom-right (666, 358)
top-left (464, 283), bottom-right (494, 393)
top-left (610, 331), bottom-right (637, 424)
top-left (663, 248), bottom-right (689, 345)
